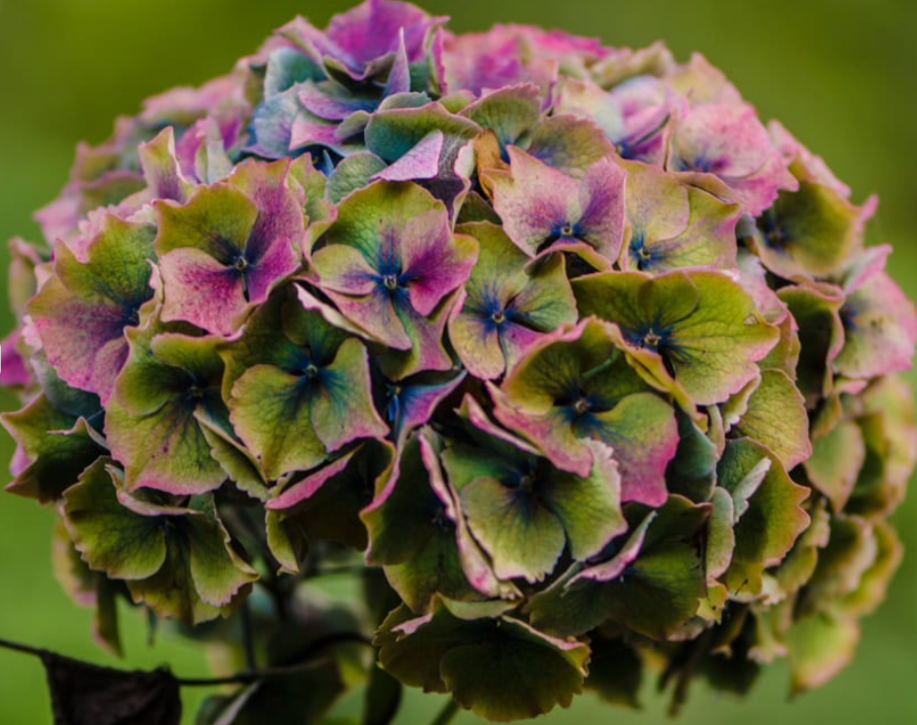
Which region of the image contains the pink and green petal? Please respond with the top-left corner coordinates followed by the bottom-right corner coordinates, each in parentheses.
top-left (669, 102), bottom-right (797, 216)
top-left (621, 161), bottom-right (741, 272)
top-left (449, 221), bottom-right (577, 379)
top-left (520, 115), bottom-right (616, 178)
top-left (373, 130), bottom-right (444, 182)
top-left (227, 159), bottom-right (305, 264)
top-left (400, 212), bottom-right (478, 316)
top-left (834, 269), bottom-right (917, 379)
top-left (365, 102), bottom-right (480, 167)
top-left (459, 83), bottom-right (542, 150)
top-left (138, 127), bottom-right (194, 203)
top-left (29, 217), bottom-right (157, 404)
top-left (158, 248), bottom-right (249, 336)
top-left (494, 319), bottom-right (677, 502)
top-left (486, 147), bottom-right (626, 264)
top-left (155, 167), bottom-right (302, 334)
top-left (751, 180), bottom-right (871, 280)
top-left (374, 290), bottom-right (458, 380)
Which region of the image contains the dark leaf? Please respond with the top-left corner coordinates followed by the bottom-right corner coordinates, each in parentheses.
top-left (41, 654), bottom-right (181, 725)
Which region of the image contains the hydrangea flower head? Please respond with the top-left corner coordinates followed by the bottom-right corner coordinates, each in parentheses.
top-left (2, 2), bottom-right (915, 722)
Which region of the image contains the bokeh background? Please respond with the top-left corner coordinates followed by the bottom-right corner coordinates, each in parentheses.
top-left (0, 0), bottom-right (914, 723)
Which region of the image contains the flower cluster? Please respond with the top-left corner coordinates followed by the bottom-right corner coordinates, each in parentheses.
top-left (2, 1), bottom-right (916, 721)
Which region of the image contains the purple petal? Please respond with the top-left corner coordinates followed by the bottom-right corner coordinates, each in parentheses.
top-left (326, 0), bottom-right (439, 66)
top-left (577, 156), bottom-right (627, 260)
top-left (244, 234), bottom-right (300, 305)
top-left (159, 249), bottom-right (247, 336)
top-left (138, 127), bottom-right (192, 203)
top-left (299, 81), bottom-right (379, 121)
top-left (0, 330), bottom-right (30, 388)
top-left (372, 131), bottom-right (444, 181)
top-left (390, 372), bottom-right (467, 443)
top-left (401, 212), bottom-right (477, 316)
top-left (323, 288), bottom-right (412, 350)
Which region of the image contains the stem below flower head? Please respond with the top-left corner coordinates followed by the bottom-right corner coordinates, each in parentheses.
top-left (429, 698), bottom-right (461, 725)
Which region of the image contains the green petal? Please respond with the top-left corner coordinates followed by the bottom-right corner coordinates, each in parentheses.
top-left (185, 497), bottom-right (258, 607)
top-left (541, 441), bottom-right (626, 560)
top-left (376, 598), bottom-right (589, 721)
top-left (229, 365), bottom-right (326, 481)
top-left (666, 410), bottom-right (718, 502)
top-left (311, 338), bottom-right (388, 450)
top-left (52, 520), bottom-right (122, 656)
top-left (717, 439), bottom-right (810, 598)
top-left (384, 527), bottom-right (482, 613)
top-left (777, 283), bottom-right (845, 405)
top-left (804, 420), bottom-right (866, 513)
top-left (753, 180), bottom-right (868, 279)
top-left (154, 183), bottom-right (257, 260)
top-left (362, 435), bottom-right (442, 566)
top-left (107, 361), bottom-right (226, 496)
top-left (62, 459), bottom-right (168, 581)
top-left (195, 406), bottom-right (269, 500)
top-left (441, 619), bottom-right (588, 721)
top-left (733, 369), bottom-right (812, 470)
top-left (327, 152), bottom-right (389, 204)
top-left (786, 613), bottom-right (859, 696)
top-left (574, 270), bottom-right (779, 405)
top-left (461, 475), bottom-right (566, 583)
top-left (600, 542), bottom-right (706, 640)
top-left (1, 395), bottom-right (103, 503)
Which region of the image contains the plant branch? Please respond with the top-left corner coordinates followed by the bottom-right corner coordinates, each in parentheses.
top-left (0, 632), bottom-right (372, 689)
top-left (0, 638), bottom-right (48, 659)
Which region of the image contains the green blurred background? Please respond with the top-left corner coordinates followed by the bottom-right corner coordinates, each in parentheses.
top-left (0, 0), bottom-right (914, 723)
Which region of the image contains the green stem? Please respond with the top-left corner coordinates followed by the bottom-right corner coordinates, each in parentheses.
top-left (429, 698), bottom-right (461, 725)
top-left (240, 600), bottom-right (257, 671)
top-left (177, 632), bottom-right (372, 687)
top-left (581, 353), bottom-right (619, 382)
